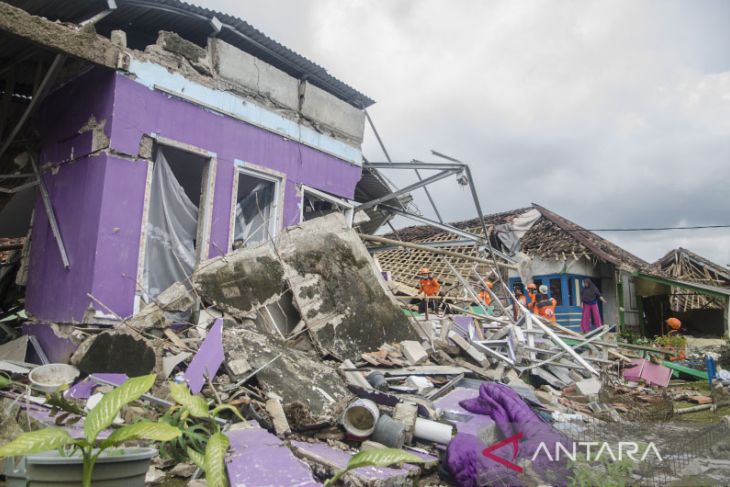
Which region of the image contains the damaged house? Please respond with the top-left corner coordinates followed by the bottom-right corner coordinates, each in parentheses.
top-left (634, 247), bottom-right (730, 338)
top-left (0, 1), bottom-right (394, 339)
top-left (373, 203), bottom-right (649, 332)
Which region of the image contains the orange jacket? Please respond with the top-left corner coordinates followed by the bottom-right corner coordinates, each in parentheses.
top-left (536, 295), bottom-right (557, 321)
top-left (419, 278), bottom-right (441, 297)
top-left (478, 290), bottom-right (492, 306)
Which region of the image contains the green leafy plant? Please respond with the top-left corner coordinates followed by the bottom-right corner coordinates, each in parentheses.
top-left (567, 452), bottom-right (635, 487)
top-left (324, 448), bottom-right (429, 486)
top-left (0, 374), bottom-right (181, 487)
top-left (158, 406), bottom-right (214, 461)
top-left (654, 334), bottom-right (687, 350)
top-left (165, 381), bottom-right (244, 487)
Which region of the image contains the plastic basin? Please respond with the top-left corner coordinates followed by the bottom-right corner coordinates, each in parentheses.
top-left (4, 447), bottom-right (157, 487)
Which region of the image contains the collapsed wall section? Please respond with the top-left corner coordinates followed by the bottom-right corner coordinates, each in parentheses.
top-left (193, 213), bottom-right (418, 361)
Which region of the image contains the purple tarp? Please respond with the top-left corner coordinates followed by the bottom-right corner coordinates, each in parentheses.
top-left (446, 383), bottom-right (570, 487)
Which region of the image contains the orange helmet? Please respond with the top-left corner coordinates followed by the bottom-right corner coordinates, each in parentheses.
top-left (485, 280), bottom-right (494, 289)
top-left (666, 318), bottom-right (681, 331)
top-left (527, 283), bottom-right (537, 291)
top-left (418, 267), bottom-right (430, 275)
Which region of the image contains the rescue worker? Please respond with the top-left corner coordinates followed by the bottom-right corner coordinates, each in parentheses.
top-left (478, 279), bottom-right (493, 306)
top-left (535, 284), bottom-right (557, 321)
top-left (416, 267), bottom-right (441, 313)
top-left (513, 285), bottom-right (527, 320)
top-left (666, 317), bottom-right (681, 335)
top-left (526, 283), bottom-right (538, 312)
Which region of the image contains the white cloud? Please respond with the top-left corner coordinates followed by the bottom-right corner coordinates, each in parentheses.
top-left (202, 0), bottom-right (730, 266)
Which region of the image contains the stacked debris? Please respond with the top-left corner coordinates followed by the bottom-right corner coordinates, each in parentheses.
top-left (1, 213), bottom-right (730, 486)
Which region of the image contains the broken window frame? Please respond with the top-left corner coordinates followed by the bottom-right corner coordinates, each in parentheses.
top-left (134, 135), bottom-right (217, 312)
top-left (227, 162), bottom-right (284, 251)
top-left (299, 185), bottom-right (354, 227)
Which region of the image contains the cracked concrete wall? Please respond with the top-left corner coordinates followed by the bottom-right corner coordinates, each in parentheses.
top-left (210, 38), bottom-right (365, 145)
top-left (193, 213), bottom-right (418, 361)
top-left (211, 38), bottom-right (300, 112)
top-left (300, 81), bottom-right (366, 145)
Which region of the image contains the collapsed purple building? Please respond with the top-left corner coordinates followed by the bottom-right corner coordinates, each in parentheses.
top-left (0, 0), bottom-right (385, 338)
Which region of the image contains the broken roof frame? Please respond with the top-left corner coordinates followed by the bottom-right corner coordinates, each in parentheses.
top-left (359, 159), bottom-right (516, 266)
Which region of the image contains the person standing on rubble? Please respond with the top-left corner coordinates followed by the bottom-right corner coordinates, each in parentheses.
top-left (478, 279), bottom-right (493, 306)
top-left (580, 278), bottom-right (605, 332)
top-left (535, 284), bottom-right (557, 321)
top-left (526, 282), bottom-right (538, 312)
top-left (513, 285), bottom-right (527, 320)
top-left (417, 267), bottom-right (441, 313)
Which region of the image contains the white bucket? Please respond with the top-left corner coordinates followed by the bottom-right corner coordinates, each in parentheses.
top-left (28, 364), bottom-right (80, 393)
top-left (341, 399), bottom-right (380, 439)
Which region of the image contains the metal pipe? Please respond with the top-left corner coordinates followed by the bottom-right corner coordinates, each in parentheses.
top-left (0, 179), bottom-right (38, 194)
top-left (410, 158), bottom-right (444, 223)
top-left (356, 169), bottom-right (458, 211)
top-left (364, 162), bottom-right (466, 170)
top-left (29, 151), bottom-right (70, 268)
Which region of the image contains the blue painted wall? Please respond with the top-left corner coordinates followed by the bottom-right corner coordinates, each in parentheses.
top-left (509, 274), bottom-right (603, 332)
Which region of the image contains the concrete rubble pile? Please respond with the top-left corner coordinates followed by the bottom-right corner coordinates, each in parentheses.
top-left (1, 214), bottom-right (730, 486)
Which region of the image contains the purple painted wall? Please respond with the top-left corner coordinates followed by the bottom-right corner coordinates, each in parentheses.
top-left (90, 155), bottom-right (149, 317)
top-left (111, 73), bottom-right (362, 259)
top-left (25, 154), bottom-right (107, 321)
top-left (25, 69), bottom-right (117, 322)
top-left (26, 67), bottom-right (362, 322)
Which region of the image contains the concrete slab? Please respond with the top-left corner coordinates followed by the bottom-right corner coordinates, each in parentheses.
top-left (575, 378), bottom-right (602, 396)
top-left (301, 81), bottom-right (365, 143)
top-left (224, 322), bottom-right (349, 416)
top-left (0, 336), bottom-right (28, 362)
top-left (194, 214), bottom-right (418, 361)
top-left (212, 38), bottom-right (300, 111)
top-left (71, 331), bottom-right (156, 377)
top-left (401, 341), bottom-right (428, 365)
top-left (226, 426), bottom-right (320, 487)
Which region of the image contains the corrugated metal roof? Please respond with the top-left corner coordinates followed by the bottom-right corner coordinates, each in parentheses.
top-left (636, 272), bottom-right (730, 299)
top-left (4, 0), bottom-right (375, 108)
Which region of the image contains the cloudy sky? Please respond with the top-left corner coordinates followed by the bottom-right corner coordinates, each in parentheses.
top-left (203, 0), bottom-right (730, 265)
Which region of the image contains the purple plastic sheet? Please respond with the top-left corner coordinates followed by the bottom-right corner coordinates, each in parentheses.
top-left (446, 383), bottom-right (570, 486)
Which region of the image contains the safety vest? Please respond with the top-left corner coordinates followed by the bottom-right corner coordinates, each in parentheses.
top-left (535, 293), bottom-right (556, 320)
top-left (419, 278), bottom-right (440, 297)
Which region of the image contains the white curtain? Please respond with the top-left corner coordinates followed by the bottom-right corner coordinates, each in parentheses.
top-left (233, 180), bottom-right (273, 248)
top-left (142, 150), bottom-right (199, 300)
